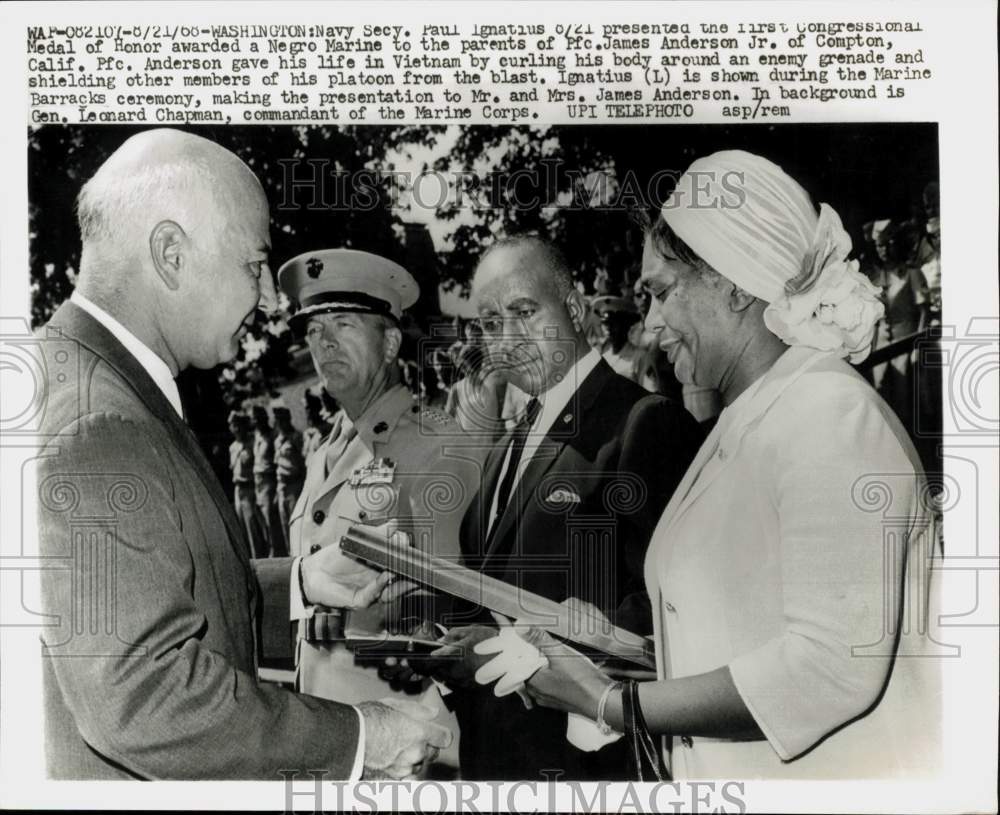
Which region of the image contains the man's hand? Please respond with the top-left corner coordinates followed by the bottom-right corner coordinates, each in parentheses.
top-left (301, 520), bottom-right (412, 609)
top-left (357, 698), bottom-right (452, 780)
top-left (368, 619), bottom-right (439, 688)
top-left (300, 545), bottom-right (391, 609)
top-left (423, 625), bottom-right (498, 688)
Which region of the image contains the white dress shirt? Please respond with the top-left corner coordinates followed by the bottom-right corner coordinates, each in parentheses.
top-left (70, 291), bottom-right (184, 418)
top-left (487, 348), bottom-right (602, 535)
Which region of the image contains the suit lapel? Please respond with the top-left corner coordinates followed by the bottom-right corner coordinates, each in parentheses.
top-left (48, 302), bottom-right (253, 572)
top-left (653, 422), bottom-right (725, 542)
top-left (483, 360), bottom-right (615, 563)
top-left (462, 432), bottom-right (511, 561)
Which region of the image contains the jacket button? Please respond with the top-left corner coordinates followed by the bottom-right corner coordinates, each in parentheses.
top-left (312, 510), bottom-right (325, 524)
top-left (357, 510), bottom-right (367, 520)
top-left (681, 735), bottom-right (693, 748)
top-left (309, 543), bottom-right (321, 554)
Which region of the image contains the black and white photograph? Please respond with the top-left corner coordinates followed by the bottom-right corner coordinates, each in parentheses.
top-left (0, 3), bottom-right (996, 814)
top-left (22, 120), bottom-right (947, 777)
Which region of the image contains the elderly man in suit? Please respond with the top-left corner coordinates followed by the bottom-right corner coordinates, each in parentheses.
top-left (427, 235), bottom-right (703, 780)
top-left (36, 129), bottom-right (449, 780)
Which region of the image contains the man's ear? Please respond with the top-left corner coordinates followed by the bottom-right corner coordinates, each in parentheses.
top-left (564, 289), bottom-right (588, 332)
top-left (728, 283), bottom-right (757, 314)
top-left (383, 324), bottom-right (403, 363)
top-left (149, 220), bottom-right (186, 291)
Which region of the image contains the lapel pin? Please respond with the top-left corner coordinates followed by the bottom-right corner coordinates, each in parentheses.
top-left (562, 414), bottom-right (573, 424)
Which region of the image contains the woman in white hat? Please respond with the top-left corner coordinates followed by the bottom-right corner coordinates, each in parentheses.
top-left (471, 151), bottom-right (941, 780)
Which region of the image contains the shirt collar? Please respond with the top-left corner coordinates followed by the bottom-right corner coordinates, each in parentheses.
top-left (351, 383), bottom-right (415, 444)
top-left (70, 291), bottom-right (184, 419)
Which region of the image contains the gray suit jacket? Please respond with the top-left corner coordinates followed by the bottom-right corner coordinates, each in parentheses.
top-left (36, 301), bottom-right (359, 779)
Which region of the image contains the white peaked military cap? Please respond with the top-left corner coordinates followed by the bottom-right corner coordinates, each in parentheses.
top-left (278, 248), bottom-right (419, 331)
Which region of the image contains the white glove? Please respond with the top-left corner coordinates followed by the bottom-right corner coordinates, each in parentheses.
top-left (473, 626), bottom-right (548, 697)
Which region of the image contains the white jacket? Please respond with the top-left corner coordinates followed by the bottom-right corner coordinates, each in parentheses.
top-left (644, 347), bottom-right (942, 779)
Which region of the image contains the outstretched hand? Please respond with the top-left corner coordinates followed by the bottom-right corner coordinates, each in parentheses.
top-left (358, 697), bottom-right (452, 780)
top-left (300, 521), bottom-right (410, 609)
top-left (300, 544), bottom-right (392, 609)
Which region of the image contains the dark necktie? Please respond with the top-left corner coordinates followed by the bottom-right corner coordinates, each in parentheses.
top-left (488, 397), bottom-right (541, 537)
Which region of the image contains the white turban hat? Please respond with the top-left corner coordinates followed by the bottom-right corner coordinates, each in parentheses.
top-left (662, 150), bottom-right (884, 364)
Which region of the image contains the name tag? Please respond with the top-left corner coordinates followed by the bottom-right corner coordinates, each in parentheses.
top-left (350, 457), bottom-right (396, 487)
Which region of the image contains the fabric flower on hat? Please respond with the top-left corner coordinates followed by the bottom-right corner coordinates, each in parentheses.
top-left (764, 204), bottom-right (885, 364)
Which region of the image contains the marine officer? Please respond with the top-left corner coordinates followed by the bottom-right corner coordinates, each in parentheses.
top-left (278, 248), bottom-right (481, 770)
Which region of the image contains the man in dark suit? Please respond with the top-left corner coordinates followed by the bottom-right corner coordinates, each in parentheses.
top-left (429, 236), bottom-right (703, 780)
top-left (35, 128), bottom-right (449, 779)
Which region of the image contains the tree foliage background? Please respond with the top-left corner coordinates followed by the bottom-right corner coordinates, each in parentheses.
top-left (29, 121), bottom-right (939, 409)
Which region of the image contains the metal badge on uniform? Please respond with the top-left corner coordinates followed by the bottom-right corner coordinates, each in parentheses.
top-left (350, 457), bottom-right (396, 487)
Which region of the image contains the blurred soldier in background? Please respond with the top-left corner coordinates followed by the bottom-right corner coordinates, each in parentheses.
top-left (272, 402), bottom-right (306, 554)
top-left (251, 404), bottom-right (285, 556)
top-left (229, 410), bottom-right (268, 559)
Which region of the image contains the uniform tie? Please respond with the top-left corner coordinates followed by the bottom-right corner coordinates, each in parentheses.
top-left (324, 420), bottom-right (358, 477)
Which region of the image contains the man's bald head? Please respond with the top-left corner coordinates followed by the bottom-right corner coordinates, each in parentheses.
top-left (472, 235), bottom-right (576, 304)
top-left (77, 128), bottom-right (265, 253)
top-left (72, 129), bottom-right (276, 375)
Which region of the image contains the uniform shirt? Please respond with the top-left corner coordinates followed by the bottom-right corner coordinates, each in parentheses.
top-left (275, 429), bottom-right (305, 484)
top-left (286, 384), bottom-right (481, 777)
top-left (302, 426), bottom-right (325, 461)
top-left (229, 439), bottom-right (255, 486)
top-left (252, 430), bottom-right (276, 477)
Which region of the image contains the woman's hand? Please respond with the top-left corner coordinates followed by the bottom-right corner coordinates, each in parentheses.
top-left (513, 627), bottom-right (616, 718)
top-left (471, 599), bottom-right (618, 719)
